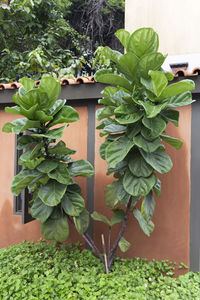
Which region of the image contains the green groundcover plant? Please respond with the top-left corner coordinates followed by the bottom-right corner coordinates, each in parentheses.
top-left (0, 241), bottom-right (199, 300)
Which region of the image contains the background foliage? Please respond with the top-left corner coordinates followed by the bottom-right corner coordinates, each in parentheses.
top-left (0, 0), bottom-right (124, 82)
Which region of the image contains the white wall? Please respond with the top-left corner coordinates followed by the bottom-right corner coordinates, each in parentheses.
top-left (125, 0), bottom-right (200, 70)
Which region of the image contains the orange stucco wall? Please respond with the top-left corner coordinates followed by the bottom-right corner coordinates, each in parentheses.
top-left (0, 106), bottom-right (88, 248)
top-left (94, 105), bottom-right (191, 266)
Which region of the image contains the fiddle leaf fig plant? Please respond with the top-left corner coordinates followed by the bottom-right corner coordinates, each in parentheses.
top-left (93, 27), bottom-right (195, 271)
top-left (2, 75), bottom-right (94, 242)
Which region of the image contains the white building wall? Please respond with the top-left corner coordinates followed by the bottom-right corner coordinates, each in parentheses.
top-left (125, 0), bottom-right (200, 71)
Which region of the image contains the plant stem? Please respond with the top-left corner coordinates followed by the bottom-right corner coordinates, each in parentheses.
top-left (67, 216), bottom-right (104, 264)
top-left (101, 234), bottom-right (109, 274)
top-left (108, 197), bottom-right (133, 269)
top-left (108, 226), bottom-right (111, 255)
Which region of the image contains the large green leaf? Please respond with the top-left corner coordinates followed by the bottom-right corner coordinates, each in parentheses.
top-left (61, 192), bottom-right (85, 217)
top-left (149, 70), bottom-right (168, 97)
top-left (48, 141), bottom-right (76, 155)
top-left (138, 100), bottom-right (166, 118)
top-left (165, 91), bottom-right (195, 108)
top-left (30, 196), bottom-right (53, 223)
top-left (32, 125), bottom-right (67, 140)
top-left (95, 71), bottom-right (133, 92)
top-left (142, 116), bottom-right (166, 137)
top-left (48, 163), bottom-right (73, 185)
top-left (132, 134), bottom-right (161, 153)
top-left (47, 106), bottom-right (79, 128)
top-left (133, 208), bottom-right (154, 236)
top-left (17, 135), bottom-right (40, 150)
top-left (91, 211), bottom-right (110, 226)
top-left (119, 237), bottom-right (130, 253)
top-left (128, 152), bottom-right (153, 177)
top-left (105, 181), bottom-right (120, 208)
top-left (2, 118), bottom-right (42, 134)
top-left (110, 209), bottom-right (125, 226)
top-left (34, 110), bottom-right (53, 123)
top-left (38, 75), bottom-right (61, 108)
top-left (140, 149), bottom-right (173, 174)
top-left (11, 169), bottom-right (41, 195)
top-left (117, 52), bottom-right (139, 81)
top-left (5, 106), bottom-right (21, 115)
top-left (105, 136), bottom-right (134, 168)
top-left (100, 122), bottom-right (126, 136)
top-left (74, 209), bottom-right (89, 235)
top-left (158, 80), bottom-right (195, 100)
top-left (161, 134), bottom-right (183, 150)
top-left (139, 53), bottom-right (166, 79)
top-left (68, 160), bottom-right (94, 178)
top-left (102, 46), bottom-right (122, 63)
top-left (38, 180), bottom-right (67, 206)
top-left (41, 216), bottom-right (69, 242)
top-left (37, 160), bottom-right (58, 173)
top-left (123, 169), bottom-right (157, 197)
top-left (48, 99), bottom-right (66, 116)
top-left (19, 77), bottom-right (35, 91)
top-left (99, 140), bottom-right (110, 160)
top-left (96, 107), bottom-right (115, 121)
top-left (18, 150), bottom-right (44, 169)
top-left (141, 191), bottom-right (155, 221)
top-left (160, 109), bottom-right (179, 126)
top-left (115, 29), bottom-right (130, 49)
top-left (127, 27), bottom-right (159, 57)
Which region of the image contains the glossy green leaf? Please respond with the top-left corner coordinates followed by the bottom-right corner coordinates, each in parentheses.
top-left (41, 216), bottom-right (69, 242)
top-left (161, 134), bottom-right (183, 150)
top-left (99, 140), bottom-right (110, 160)
top-left (32, 125), bottom-right (67, 140)
top-left (141, 191), bottom-right (155, 221)
top-left (139, 53), bottom-right (166, 79)
top-left (133, 208), bottom-right (154, 236)
top-left (2, 118), bottom-right (42, 134)
top-left (96, 107), bottom-right (115, 121)
top-left (11, 168), bottom-right (41, 195)
top-left (119, 237), bottom-right (130, 253)
top-left (95, 71), bottom-right (133, 92)
top-left (38, 75), bottom-right (61, 108)
top-left (48, 106), bottom-right (79, 127)
top-left (68, 160), bottom-right (94, 178)
top-left (34, 110), bottom-right (53, 123)
top-left (30, 196), bottom-right (53, 223)
top-left (123, 169), bottom-right (157, 197)
top-left (165, 91), bottom-right (195, 108)
top-left (37, 160), bottom-right (58, 173)
top-left (100, 122), bottom-right (126, 136)
top-left (142, 115), bottom-right (166, 137)
top-left (61, 192), bottom-right (85, 217)
top-left (140, 149), bottom-right (173, 174)
top-left (48, 99), bottom-right (66, 116)
top-left (19, 77), bottom-right (35, 91)
top-left (38, 180), bottom-right (67, 206)
top-left (48, 163), bottom-right (73, 185)
top-left (18, 150), bottom-right (44, 169)
top-left (110, 209), bottom-right (125, 226)
top-left (160, 109), bottom-right (179, 126)
top-left (126, 122), bottom-right (142, 139)
top-left (102, 46), bottom-right (122, 63)
top-left (159, 80), bottom-right (195, 100)
top-left (17, 135), bottom-right (40, 150)
top-left (48, 141), bottom-right (76, 155)
top-left (149, 71), bottom-right (168, 97)
top-left (115, 29), bottom-right (130, 49)
top-left (132, 134), bottom-right (161, 153)
top-left (127, 27), bottom-right (159, 57)
top-left (128, 151), bottom-right (153, 177)
top-left (91, 211), bottom-right (110, 226)
top-left (5, 106), bottom-right (21, 115)
top-left (138, 100), bottom-right (166, 118)
top-left (117, 52), bottom-right (139, 81)
top-left (105, 136), bottom-right (134, 168)
top-left (105, 181), bottom-right (120, 208)
top-left (74, 209), bottom-right (89, 235)
top-left (116, 113), bottom-right (143, 125)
